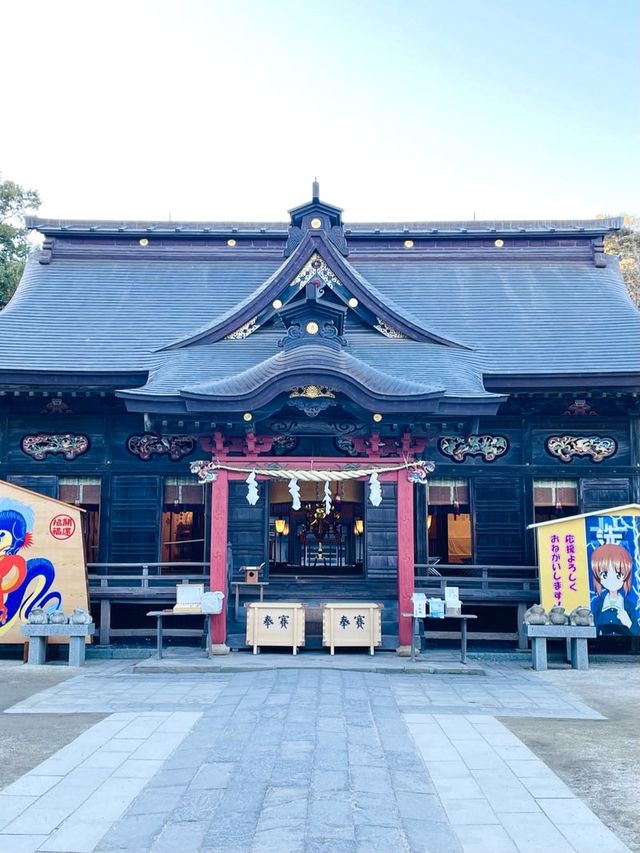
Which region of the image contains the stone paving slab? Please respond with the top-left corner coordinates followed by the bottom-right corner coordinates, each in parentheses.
top-left (133, 649), bottom-right (487, 675)
top-left (0, 712), bottom-right (200, 853)
top-left (0, 663), bottom-right (630, 853)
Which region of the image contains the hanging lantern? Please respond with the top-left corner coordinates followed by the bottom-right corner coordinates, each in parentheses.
top-left (275, 517), bottom-right (286, 534)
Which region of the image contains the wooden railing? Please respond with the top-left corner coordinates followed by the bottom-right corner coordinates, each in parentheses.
top-left (85, 561), bottom-right (540, 647)
top-left (414, 563), bottom-right (539, 598)
top-left (87, 562), bottom-right (210, 644)
top-left (414, 563), bottom-right (540, 647)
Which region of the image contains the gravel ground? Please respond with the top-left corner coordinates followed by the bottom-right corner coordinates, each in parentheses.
top-left (0, 661), bottom-right (104, 789)
top-left (503, 660), bottom-right (640, 853)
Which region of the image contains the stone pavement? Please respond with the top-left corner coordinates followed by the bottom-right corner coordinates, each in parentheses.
top-left (0, 657), bottom-right (633, 853)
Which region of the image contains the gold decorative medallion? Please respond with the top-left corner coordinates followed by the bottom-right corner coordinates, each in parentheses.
top-left (289, 386), bottom-right (336, 400)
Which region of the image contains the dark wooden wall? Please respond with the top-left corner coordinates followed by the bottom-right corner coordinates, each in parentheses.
top-left (1, 403), bottom-right (638, 568)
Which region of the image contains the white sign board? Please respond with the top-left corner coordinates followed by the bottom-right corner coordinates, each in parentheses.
top-left (411, 592), bottom-right (427, 618)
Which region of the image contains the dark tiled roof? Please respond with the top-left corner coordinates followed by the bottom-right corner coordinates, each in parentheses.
top-left (28, 216), bottom-right (622, 237)
top-left (350, 257), bottom-right (640, 375)
top-left (1, 216), bottom-right (638, 399)
top-left (120, 335), bottom-right (493, 402)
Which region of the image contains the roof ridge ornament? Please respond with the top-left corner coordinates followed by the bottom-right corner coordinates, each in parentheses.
top-left (286, 184), bottom-right (347, 256)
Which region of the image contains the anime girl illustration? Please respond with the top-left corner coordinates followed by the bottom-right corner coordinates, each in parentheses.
top-left (590, 543), bottom-right (638, 637)
top-left (0, 499), bottom-right (61, 633)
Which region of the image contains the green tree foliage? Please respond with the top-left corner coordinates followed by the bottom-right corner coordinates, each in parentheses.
top-left (603, 215), bottom-right (640, 308)
top-left (0, 175), bottom-right (41, 306)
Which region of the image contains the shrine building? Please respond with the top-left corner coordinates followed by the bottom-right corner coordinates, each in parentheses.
top-left (1, 184), bottom-right (639, 651)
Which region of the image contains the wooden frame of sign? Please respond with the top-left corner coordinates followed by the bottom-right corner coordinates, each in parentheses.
top-left (0, 479), bottom-right (90, 646)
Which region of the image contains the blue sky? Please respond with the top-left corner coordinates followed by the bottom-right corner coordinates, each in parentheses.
top-left (2, 0), bottom-right (638, 222)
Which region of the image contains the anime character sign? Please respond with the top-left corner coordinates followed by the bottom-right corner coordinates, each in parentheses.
top-left (586, 515), bottom-right (640, 637)
top-left (0, 482), bottom-right (89, 644)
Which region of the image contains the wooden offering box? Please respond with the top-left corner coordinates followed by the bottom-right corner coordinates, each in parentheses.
top-left (322, 602), bottom-right (382, 655)
top-left (242, 564), bottom-right (264, 584)
top-left (246, 602), bottom-right (305, 655)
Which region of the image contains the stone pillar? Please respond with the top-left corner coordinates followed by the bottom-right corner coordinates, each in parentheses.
top-left (27, 636), bottom-right (47, 665)
top-left (68, 636), bottom-right (87, 667)
top-left (531, 637), bottom-right (548, 671)
top-left (570, 638), bottom-right (589, 670)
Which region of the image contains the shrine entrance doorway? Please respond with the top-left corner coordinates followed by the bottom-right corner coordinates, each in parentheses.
top-left (268, 480), bottom-right (364, 576)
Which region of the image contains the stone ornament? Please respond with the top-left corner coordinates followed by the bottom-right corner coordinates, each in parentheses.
top-left (48, 610), bottom-right (68, 624)
top-left (21, 433), bottom-right (89, 461)
top-left (545, 434), bottom-right (617, 463)
top-left (569, 605), bottom-right (594, 627)
top-left (548, 605), bottom-right (569, 625)
top-left (438, 434), bottom-right (509, 463)
top-left (127, 433), bottom-right (196, 461)
top-left (27, 607), bottom-right (47, 624)
top-left (523, 604), bottom-right (549, 625)
top-left (70, 607), bottom-right (93, 624)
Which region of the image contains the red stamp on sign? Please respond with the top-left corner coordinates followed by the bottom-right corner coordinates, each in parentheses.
top-left (50, 514), bottom-right (76, 540)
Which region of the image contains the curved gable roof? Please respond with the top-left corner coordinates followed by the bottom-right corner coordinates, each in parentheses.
top-left (159, 231), bottom-right (468, 351)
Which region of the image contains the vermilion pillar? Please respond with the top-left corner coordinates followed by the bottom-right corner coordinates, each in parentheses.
top-left (396, 471), bottom-right (415, 649)
top-left (209, 469), bottom-right (229, 649)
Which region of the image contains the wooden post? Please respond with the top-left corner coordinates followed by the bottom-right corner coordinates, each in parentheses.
top-left (210, 469), bottom-right (230, 653)
top-left (99, 598), bottom-right (111, 646)
top-left (397, 472), bottom-right (415, 653)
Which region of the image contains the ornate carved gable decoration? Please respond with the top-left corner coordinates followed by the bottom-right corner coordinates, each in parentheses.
top-left (290, 254), bottom-right (342, 293)
top-left (439, 434), bottom-right (509, 463)
top-left (225, 316), bottom-right (259, 341)
top-left (40, 399), bottom-right (73, 415)
top-left (374, 318), bottom-right (408, 340)
top-left (288, 385), bottom-right (338, 418)
top-left (546, 435), bottom-right (617, 463)
top-left (127, 433), bottom-right (196, 461)
top-left (289, 385), bottom-right (336, 399)
top-left (21, 433), bottom-right (90, 461)
top-left (563, 399), bottom-right (598, 416)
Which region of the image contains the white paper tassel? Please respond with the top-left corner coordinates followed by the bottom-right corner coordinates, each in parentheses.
top-left (288, 477), bottom-right (301, 510)
top-left (245, 471), bottom-right (259, 506)
top-left (323, 481), bottom-right (333, 514)
top-left (369, 472), bottom-right (382, 507)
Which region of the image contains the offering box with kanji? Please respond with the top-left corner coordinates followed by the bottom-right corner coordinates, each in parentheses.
top-left (246, 602), bottom-right (305, 654)
top-left (322, 602), bottom-right (382, 655)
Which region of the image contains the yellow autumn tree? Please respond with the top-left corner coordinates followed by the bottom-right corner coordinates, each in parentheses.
top-left (602, 215), bottom-right (640, 307)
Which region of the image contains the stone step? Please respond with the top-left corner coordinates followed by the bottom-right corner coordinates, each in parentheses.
top-left (226, 632), bottom-right (400, 652)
